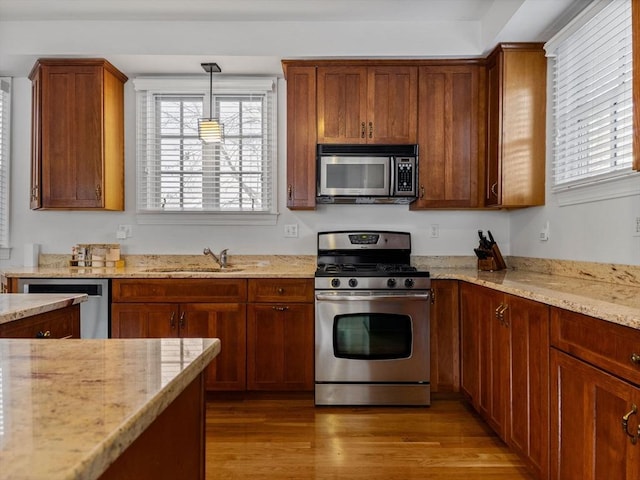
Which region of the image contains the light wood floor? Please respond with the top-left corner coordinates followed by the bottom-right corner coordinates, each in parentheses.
top-left (205, 392), bottom-right (535, 479)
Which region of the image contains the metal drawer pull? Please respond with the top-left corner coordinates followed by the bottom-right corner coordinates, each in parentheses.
top-left (277, 288), bottom-right (284, 294)
top-left (631, 353), bottom-right (640, 366)
top-left (179, 311), bottom-right (186, 328)
top-left (169, 311), bottom-right (176, 329)
top-left (622, 404), bottom-right (638, 445)
top-left (361, 122), bottom-right (366, 138)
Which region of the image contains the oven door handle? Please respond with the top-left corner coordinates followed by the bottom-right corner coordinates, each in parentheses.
top-left (315, 293), bottom-right (431, 302)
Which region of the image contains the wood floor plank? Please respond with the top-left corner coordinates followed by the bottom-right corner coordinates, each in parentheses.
top-left (205, 393), bottom-right (535, 479)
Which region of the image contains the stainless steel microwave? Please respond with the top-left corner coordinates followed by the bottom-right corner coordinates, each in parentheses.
top-left (316, 144), bottom-right (419, 204)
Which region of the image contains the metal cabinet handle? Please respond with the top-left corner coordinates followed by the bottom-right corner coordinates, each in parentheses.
top-left (368, 122), bottom-right (373, 138)
top-left (287, 185), bottom-right (292, 201)
top-left (361, 122), bottom-right (366, 138)
top-left (420, 185), bottom-right (425, 199)
top-left (622, 404), bottom-right (639, 445)
top-left (95, 184), bottom-right (102, 201)
top-left (495, 304), bottom-right (509, 326)
top-left (631, 353), bottom-right (640, 366)
top-left (490, 182), bottom-right (498, 197)
top-left (430, 288), bottom-right (435, 305)
top-left (272, 306), bottom-right (289, 311)
top-left (35, 330), bottom-right (51, 338)
top-left (179, 311), bottom-right (186, 328)
top-left (277, 287), bottom-right (284, 294)
top-left (170, 311), bottom-right (176, 329)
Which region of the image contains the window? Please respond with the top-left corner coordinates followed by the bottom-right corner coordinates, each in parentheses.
top-left (134, 76), bottom-right (277, 224)
top-left (547, 0), bottom-right (636, 195)
top-left (0, 78), bottom-right (10, 254)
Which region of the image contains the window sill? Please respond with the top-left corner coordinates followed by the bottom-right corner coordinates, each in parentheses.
top-left (553, 173), bottom-right (640, 206)
top-left (136, 212), bottom-right (279, 226)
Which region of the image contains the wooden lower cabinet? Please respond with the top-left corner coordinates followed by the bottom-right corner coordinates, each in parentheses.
top-left (459, 282), bottom-right (549, 478)
top-left (99, 372), bottom-right (206, 479)
top-left (111, 302), bottom-right (246, 391)
top-left (430, 280), bottom-right (460, 392)
top-left (550, 349), bottom-right (640, 480)
top-left (111, 279), bottom-right (248, 392)
top-left (246, 278), bottom-right (314, 391)
top-left (550, 307), bottom-right (640, 480)
top-left (0, 304), bottom-right (80, 338)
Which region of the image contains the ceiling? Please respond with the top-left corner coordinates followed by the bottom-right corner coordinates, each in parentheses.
top-left (0, 0), bottom-right (589, 76)
top-left (0, 0), bottom-right (516, 22)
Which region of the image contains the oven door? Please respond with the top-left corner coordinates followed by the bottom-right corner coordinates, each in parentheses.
top-left (315, 291), bottom-right (430, 383)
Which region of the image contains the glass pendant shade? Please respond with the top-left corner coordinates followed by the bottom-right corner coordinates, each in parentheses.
top-left (198, 118), bottom-right (223, 144)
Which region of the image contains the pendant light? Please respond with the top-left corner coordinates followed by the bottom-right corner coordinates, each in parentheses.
top-left (198, 62), bottom-right (224, 144)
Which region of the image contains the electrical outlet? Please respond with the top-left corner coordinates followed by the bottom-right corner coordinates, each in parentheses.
top-left (117, 225), bottom-right (132, 240)
top-left (539, 221), bottom-right (550, 241)
top-left (430, 224), bottom-right (439, 238)
top-left (284, 224), bottom-right (299, 238)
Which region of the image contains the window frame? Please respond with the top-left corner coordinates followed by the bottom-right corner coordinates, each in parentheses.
top-left (134, 76), bottom-right (278, 225)
top-left (0, 77), bottom-right (11, 258)
top-left (545, 0), bottom-right (640, 206)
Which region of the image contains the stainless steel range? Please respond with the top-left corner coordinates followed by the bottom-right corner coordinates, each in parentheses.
top-left (314, 230), bottom-right (431, 406)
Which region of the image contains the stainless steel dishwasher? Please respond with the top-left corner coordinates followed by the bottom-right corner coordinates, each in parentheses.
top-left (17, 278), bottom-right (110, 339)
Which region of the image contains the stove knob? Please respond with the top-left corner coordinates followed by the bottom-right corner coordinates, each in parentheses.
top-left (404, 278), bottom-right (415, 288)
top-left (348, 278), bottom-right (358, 288)
top-left (387, 278), bottom-right (397, 288)
top-left (330, 278), bottom-right (341, 288)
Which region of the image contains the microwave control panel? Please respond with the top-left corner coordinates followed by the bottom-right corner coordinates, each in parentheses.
top-left (394, 157), bottom-right (416, 195)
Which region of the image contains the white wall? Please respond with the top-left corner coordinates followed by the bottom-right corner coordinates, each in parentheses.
top-left (6, 76), bottom-right (508, 265)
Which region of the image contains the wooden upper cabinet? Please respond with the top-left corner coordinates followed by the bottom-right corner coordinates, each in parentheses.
top-left (412, 65), bottom-right (484, 209)
top-left (317, 65), bottom-right (417, 144)
top-left (485, 44), bottom-right (546, 208)
top-left (283, 63), bottom-right (317, 210)
top-left (29, 58), bottom-right (127, 210)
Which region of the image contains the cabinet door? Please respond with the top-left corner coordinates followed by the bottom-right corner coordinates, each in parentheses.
top-left (550, 349), bottom-right (640, 480)
top-left (30, 71), bottom-right (42, 209)
top-left (317, 66), bottom-right (368, 144)
top-left (285, 65), bottom-right (317, 210)
top-left (413, 65), bottom-right (482, 208)
top-left (111, 303), bottom-right (179, 338)
top-left (430, 280), bottom-right (460, 392)
top-left (459, 282), bottom-right (480, 404)
top-left (246, 303), bottom-right (314, 391)
top-left (40, 65), bottom-right (104, 208)
top-left (367, 66), bottom-right (418, 144)
top-left (485, 45), bottom-right (546, 207)
top-left (181, 303), bottom-right (247, 391)
top-left (507, 295), bottom-right (550, 479)
top-left (478, 287), bottom-right (509, 440)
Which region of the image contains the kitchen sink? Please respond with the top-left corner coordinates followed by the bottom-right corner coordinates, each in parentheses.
top-left (141, 266), bottom-right (244, 273)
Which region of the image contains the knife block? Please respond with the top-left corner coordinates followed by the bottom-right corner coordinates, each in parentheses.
top-left (477, 244), bottom-right (507, 271)
top-left (478, 257), bottom-right (498, 271)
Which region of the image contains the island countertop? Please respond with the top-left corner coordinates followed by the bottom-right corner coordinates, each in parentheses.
top-left (0, 337), bottom-right (221, 480)
top-left (0, 293), bottom-right (87, 327)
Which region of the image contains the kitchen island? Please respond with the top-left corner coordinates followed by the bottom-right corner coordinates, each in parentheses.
top-left (0, 337), bottom-right (221, 479)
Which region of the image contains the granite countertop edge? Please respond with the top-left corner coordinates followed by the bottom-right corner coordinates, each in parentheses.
top-left (2, 260), bottom-right (640, 331)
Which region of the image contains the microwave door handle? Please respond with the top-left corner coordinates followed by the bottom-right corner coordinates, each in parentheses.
top-left (389, 157), bottom-right (396, 195)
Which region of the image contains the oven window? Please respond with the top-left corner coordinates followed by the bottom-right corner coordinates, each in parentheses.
top-left (333, 313), bottom-right (412, 360)
top-left (326, 163), bottom-right (386, 189)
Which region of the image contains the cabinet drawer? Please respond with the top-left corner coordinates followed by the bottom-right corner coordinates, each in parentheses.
top-left (551, 307), bottom-right (640, 386)
top-left (248, 278), bottom-right (314, 303)
top-left (112, 279), bottom-right (247, 303)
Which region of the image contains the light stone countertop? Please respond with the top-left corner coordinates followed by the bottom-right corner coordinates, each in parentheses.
top-left (0, 293), bottom-right (87, 326)
top-left (0, 337), bottom-right (221, 480)
top-left (2, 254), bottom-right (640, 330)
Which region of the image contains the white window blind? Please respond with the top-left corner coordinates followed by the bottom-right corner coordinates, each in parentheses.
top-left (0, 78), bottom-right (10, 250)
top-left (548, 0), bottom-right (634, 189)
top-left (135, 77), bottom-right (277, 219)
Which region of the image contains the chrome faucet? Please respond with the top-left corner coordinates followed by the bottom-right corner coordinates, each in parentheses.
top-left (203, 247), bottom-right (229, 268)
